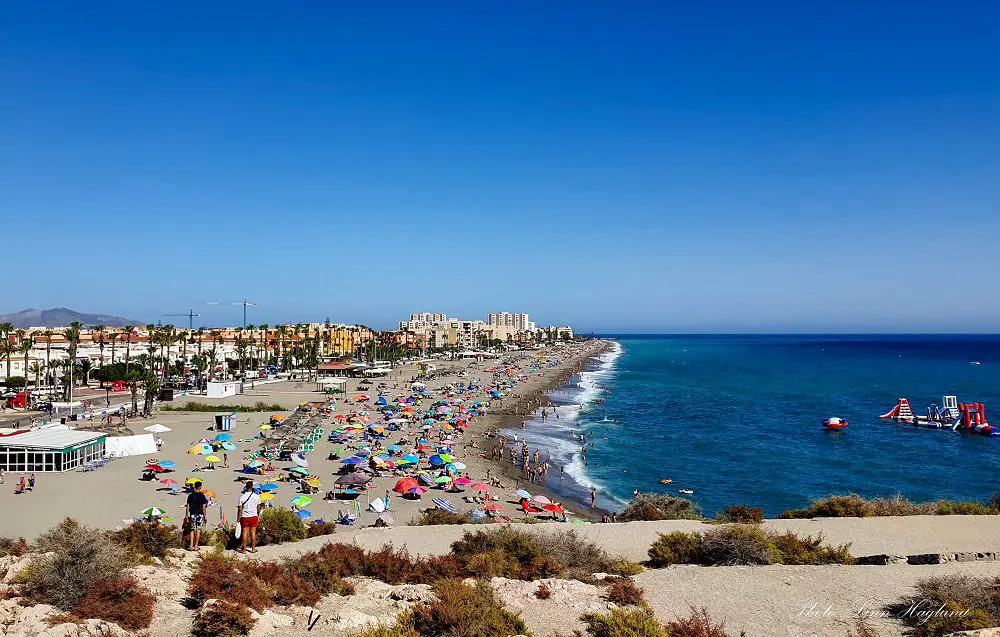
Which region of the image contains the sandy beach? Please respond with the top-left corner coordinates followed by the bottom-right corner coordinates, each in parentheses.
top-left (0, 340), bottom-right (607, 538)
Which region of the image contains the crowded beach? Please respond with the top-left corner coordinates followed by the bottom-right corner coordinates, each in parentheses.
top-left (0, 340), bottom-right (608, 541)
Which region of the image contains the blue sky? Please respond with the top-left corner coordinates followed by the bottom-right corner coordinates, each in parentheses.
top-left (2, 1), bottom-right (997, 332)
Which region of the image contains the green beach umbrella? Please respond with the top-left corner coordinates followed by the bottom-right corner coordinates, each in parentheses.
top-left (141, 507), bottom-right (166, 517)
top-left (290, 495), bottom-right (313, 507)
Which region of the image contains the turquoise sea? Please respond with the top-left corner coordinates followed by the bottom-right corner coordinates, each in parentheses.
top-left (506, 335), bottom-right (1000, 516)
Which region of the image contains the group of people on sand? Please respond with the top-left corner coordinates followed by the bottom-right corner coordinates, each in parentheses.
top-left (5, 470), bottom-right (36, 495)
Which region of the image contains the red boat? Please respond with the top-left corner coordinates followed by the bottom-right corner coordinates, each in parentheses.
top-left (823, 417), bottom-right (848, 429)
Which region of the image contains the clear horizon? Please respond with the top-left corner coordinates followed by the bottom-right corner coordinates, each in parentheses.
top-left (3, 2), bottom-right (997, 333)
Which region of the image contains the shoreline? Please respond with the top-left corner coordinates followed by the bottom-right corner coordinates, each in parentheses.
top-left (461, 339), bottom-right (613, 520)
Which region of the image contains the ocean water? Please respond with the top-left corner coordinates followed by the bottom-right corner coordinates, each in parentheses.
top-left (506, 335), bottom-right (1000, 516)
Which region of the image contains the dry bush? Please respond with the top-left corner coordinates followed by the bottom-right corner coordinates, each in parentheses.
top-left (846, 617), bottom-right (882, 637)
top-left (22, 518), bottom-right (135, 611)
top-left (282, 552), bottom-right (355, 597)
top-left (648, 531), bottom-right (702, 567)
top-left (408, 579), bottom-right (529, 637)
top-left (315, 542), bottom-right (367, 576)
top-left (534, 530), bottom-right (632, 575)
top-left (604, 578), bottom-right (646, 607)
top-left (663, 607), bottom-right (733, 637)
top-left (620, 493), bottom-right (703, 521)
top-left (362, 545), bottom-right (428, 584)
top-left (698, 525), bottom-right (775, 566)
top-left (535, 582), bottom-right (552, 600)
top-left (192, 600), bottom-right (256, 637)
top-left (187, 553), bottom-right (272, 612)
top-left (410, 509), bottom-right (469, 525)
top-left (769, 532), bottom-right (854, 565)
top-left (890, 574), bottom-right (1000, 636)
top-left (581, 607), bottom-right (669, 637)
top-left (248, 561), bottom-right (322, 607)
top-left (305, 520), bottom-right (338, 538)
top-left (0, 537), bottom-right (30, 557)
top-left (715, 505), bottom-right (764, 524)
top-left (72, 576), bottom-right (155, 631)
top-left (111, 521), bottom-right (182, 561)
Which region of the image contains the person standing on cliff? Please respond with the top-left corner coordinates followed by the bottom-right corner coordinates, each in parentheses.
top-left (590, 487), bottom-right (597, 508)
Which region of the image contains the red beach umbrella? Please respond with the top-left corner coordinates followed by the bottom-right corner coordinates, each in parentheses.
top-left (393, 477), bottom-right (419, 494)
top-left (470, 483), bottom-right (490, 492)
top-left (543, 503), bottom-right (564, 514)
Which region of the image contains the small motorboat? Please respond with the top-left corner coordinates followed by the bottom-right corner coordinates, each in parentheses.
top-left (678, 488), bottom-right (694, 495)
top-left (823, 417), bottom-right (848, 429)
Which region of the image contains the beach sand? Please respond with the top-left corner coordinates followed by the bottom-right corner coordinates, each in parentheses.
top-left (0, 341), bottom-right (607, 538)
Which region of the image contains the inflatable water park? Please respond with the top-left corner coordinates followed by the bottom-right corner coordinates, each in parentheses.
top-left (880, 396), bottom-right (997, 436)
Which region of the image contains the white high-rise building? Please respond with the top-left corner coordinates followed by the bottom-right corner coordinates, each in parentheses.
top-left (409, 312), bottom-right (448, 323)
top-left (487, 312), bottom-right (532, 331)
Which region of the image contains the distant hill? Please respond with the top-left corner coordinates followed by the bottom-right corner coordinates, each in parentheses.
top-left (0, 308), bottom-right (144, 329)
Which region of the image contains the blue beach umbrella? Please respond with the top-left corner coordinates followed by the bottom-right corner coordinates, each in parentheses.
top-left (219, 441), bottom-right (237, 451)
top-left (401, 454), bottom-right (420, 464)
top-left (214, 433), bottom-right (233, 441)
top-left (158, 461), bottom-right (176, 469)
top-left (515, 489), bottom-right (531, 499)
top-left (260, 483), bottom-right (279, 491)
top-left (342, 457), bottom-right (365, 465)
top-left (428, 455), bottom-right (446, 466)
top-left (296, 510), bottom-right (312, 519)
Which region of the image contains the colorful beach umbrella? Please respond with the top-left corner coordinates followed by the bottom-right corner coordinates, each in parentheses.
top-left (514, 489), bottom-right (531, 499)
top-left (141, 507), bottom-right (166, 517)
top-left (432, 498), bottom-right (457, 513)
top-left (260, 483), bottom-right (279, 491)
top-left (218, 441), bottom-right (237, 451)
top-left (291, 495), bottom-right (313, 507)
top-left (296, 510), bottom-right (312, 519)
top-left (291, 453), bottom-right (309, 467)
top-left (158, 460), bottom-right (176, 469)
top-left (408, 486), bottom-right (427, 495)
top-left (214, 433), bottom-right (233, 441)
top-left (471, 483), bottom-right (490, 492)
top-left (204, 455), bottom-right (221, 464)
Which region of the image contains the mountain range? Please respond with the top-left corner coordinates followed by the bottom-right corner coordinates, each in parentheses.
top-left (0, 308), bottom-right (143, 329)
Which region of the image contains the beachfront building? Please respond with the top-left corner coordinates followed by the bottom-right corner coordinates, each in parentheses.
top-left (488, 312), bottom-right (535, 332)
top-left (0, 428), bottom-right (107, 472)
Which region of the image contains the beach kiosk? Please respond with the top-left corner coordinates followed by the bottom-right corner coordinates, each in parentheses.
top-left (317, 377), bottom-right (347, 394)
top-left (0, 427), bottom-right (106, 472)
top-left (206, 380), bottom-right (242, 399)
top-left (214, 413), bottom-right (236, 431)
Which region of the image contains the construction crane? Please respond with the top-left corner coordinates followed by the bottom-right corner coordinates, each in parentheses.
top-left (163, 309), bottom-right (201, 330)
top-left (204, 299), bottom-right (257, 329)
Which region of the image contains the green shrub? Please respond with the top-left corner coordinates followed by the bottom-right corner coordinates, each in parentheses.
top-left (620, 493), bottom-right (703, 521)
top-left (112, 521), bottom-right (183, 561)
top-left (257, 508), bottom-right (306, 545)
top-left (778, 494), bottom-right (999, 518)
top-left (934, 500), bottom-right (998, 515)
top-left (162, 401), bottom-right (285, 412)
top-left (648, 531), bottom-right (702, 567)
top-left (450, 527), bottom-right (561, 580)
top-left (918, 605), bottom-right (992, 636)
top-left (408, 579), bottom-right (530, 637)
top-left (716, 505), bottom-right (764, 524)
top-left (22, 518), bottom-right (135, 611)
top-left (581, 607), bottom-right (669, 637)
top-left (410, 509), bottom-right (469, 525)
top-left (698, 525), bottom-right (775, 566)
top-left (769, 532), bottom-right (854, 565)
top-left (192, 601), bottom-right (257, 637)
top-left (72, 576), bottom-right (155, 631)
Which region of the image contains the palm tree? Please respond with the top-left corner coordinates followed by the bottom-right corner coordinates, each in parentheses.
top-left (63, 322), bottom-right (83, 403)
top-left (42, 329), bottom-right (54, 386)
top-left (28, 361), bottom-right (42, 391)
top-left (259, 324), bottom-right (269, 365)
top-left (93, 325), bottom-right (106, 366)
top-left (276, 324), bottom-right (288, 370)
top-left (18, 339), bottom-right (32, 383)
top-left (109, 330), bottom-right (117, 365)
top-left (209, 330), bottom-right (222, 380)
top-left (123, 325), bottom-right (136, 376)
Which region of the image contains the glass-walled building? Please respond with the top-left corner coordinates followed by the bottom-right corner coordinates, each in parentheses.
top-left (0, 429), bottom-right (106, 473)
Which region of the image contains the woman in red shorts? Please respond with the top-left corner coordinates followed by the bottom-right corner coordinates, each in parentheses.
top-left (237, 480), bottom-right (262, 553)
